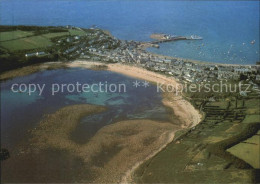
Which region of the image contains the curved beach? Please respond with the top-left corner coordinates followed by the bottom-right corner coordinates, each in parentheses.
top-left (0, 60), bottom-right (202, 128)
top-left (68, 61), bottom-right (202, 182)
top-left (1, 61), bottom-right (201, 182)
top-left (69, 61), bottom-right (202, 127)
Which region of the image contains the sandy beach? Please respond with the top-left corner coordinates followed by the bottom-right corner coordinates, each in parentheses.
top-left (102, 62), bottom-right (202, 182)
top-left (68, 61), bottom-right (202, 127)
top-left (1, 61), bottom-right (202, 182)
top-left (67, 61), bottom-right (202, 182)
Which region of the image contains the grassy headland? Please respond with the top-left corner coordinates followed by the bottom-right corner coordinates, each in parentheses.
top-left (0, 25), bottom-right (119, 72)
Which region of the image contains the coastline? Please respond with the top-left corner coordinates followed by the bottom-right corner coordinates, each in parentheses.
top-left (67, 61), bottom-right (202, 182)
top-left (68, 61), bottom-right (202, 127)
top-left (146, 51), bottom-right (258, 67)
top-left (1, 5), bottom-right (259, 182)
top-left (121, 131), bottom-right (176, 183)
top-left (0, 61), bottom-right (202, 182)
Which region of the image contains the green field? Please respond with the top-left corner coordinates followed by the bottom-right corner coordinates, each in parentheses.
top-left (69, 29), bottom-right (87, 36)
top-left (0, 30), bottom-right (34, 42)
top-left (40, 32), bottom-right (69, 39)
top-left (0, 29), bottom-right (86, 52)
top-left (1, 36), bottom-right (53, 51)
top-left (134, 84), bottom-right (259, 183)
top-left (0, 32), bottom-right (71, 51)
top-left (0, 26), bottom-right (101, 72)
top-left (243, 115), bottom-right (260, 123)
top-left (227, 132), bottom-right (260, 168)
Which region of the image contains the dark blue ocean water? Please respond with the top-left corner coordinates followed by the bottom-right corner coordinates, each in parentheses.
top-left (0, 0), bottom-right (259, 64)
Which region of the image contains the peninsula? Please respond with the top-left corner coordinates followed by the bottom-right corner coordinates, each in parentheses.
top-left (0, 25), bottom-right (259, 183)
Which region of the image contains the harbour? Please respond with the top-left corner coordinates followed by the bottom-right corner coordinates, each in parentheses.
top-left (148, 33), bottom-right (203, 48)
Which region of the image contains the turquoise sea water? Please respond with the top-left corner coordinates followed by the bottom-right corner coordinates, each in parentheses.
top-left (0, 0), bottom-right (259, 64)
top-left (1, 68), bottom-right (173, 182)
top-left (1, 68), bottom-right (169, 148)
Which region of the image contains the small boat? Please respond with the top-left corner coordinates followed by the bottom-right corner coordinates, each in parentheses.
top-left (251, 40), bottom-right (255, 44)
top-left (190, 35), bottom-right (203, 40)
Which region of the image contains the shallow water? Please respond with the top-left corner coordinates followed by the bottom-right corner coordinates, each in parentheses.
top-left (1, 68), bottom-right (170, 149)
top-left (1, 67), bottom-right (173, 182)
top-left (1, 0), bottom-right (259, 64)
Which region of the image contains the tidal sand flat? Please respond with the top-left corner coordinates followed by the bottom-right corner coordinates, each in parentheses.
top-left (0, 62), bottom-right (68, 81)
top-left (1, 61), bottom-right (201, 129)
top-left (37, 108), bottom-right (177, 183)
top-left (3, 104), bottom-right (178, 183)
top-left (1, 104), bottom-right (106, 182)
top-left (68, 61), bottom-right (202, 181)
top-left (1, 64), bottom-right (183, 182)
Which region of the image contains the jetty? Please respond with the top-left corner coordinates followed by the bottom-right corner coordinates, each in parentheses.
top-left (149, 33), bottom-right (202, 44)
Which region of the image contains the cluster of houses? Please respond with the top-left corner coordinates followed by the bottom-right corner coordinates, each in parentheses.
top-left (79, 36), bottom-right (260, 84)
top-left (24, 26), bottom-right (260, 85)
top-left (59, 29), bottom-right (121, 60)
top-left (25, 51), bottom-right (47, 57)
top-left (144, 57), bottom-right (260, 84)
